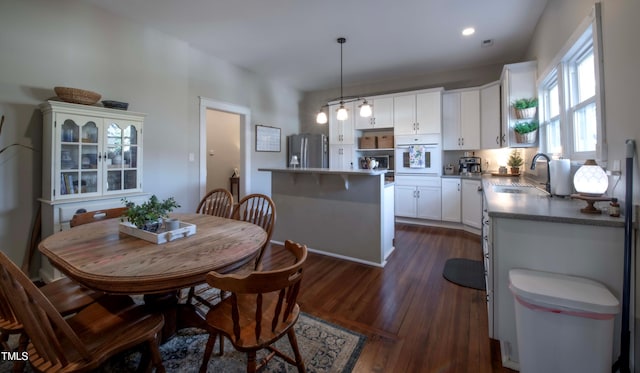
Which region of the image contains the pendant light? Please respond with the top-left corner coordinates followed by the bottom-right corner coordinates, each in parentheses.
top-left (335, 37), bottom-right (348, 121)
top-left (315, 37), bottom-right (373, 124)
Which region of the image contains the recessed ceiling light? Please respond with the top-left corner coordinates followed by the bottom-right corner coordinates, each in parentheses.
top-left (462, 27), bottom-right (475, 36)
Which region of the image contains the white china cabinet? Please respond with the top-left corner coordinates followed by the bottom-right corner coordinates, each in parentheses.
top-left (39, 101), bottom-right (149, 282)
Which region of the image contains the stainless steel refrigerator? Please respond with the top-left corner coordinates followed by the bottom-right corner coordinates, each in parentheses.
top-left (287, 134), bottom-right (328, 168)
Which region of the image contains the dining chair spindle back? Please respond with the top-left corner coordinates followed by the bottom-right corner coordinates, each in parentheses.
top-left (196, 188), bottom-right (234, 218)
top-left (199, 240), bottom-right (307, 373)
top-left (231, 193), bottom-right (276, 271)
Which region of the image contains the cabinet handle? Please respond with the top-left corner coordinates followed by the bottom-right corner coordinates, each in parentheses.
top-left (496, 136), bottom-right (500, 145)
top-left (416, 190), bottom-right (420, 198)
top-left (457, 183), bottom-right (460, 192)
top-left (477, 186), bottom-right (483, 192)
top-left (461, 137), bottom-right (464, 146)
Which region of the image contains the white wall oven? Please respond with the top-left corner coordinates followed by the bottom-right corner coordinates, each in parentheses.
top-left (395, 134), bottom-right (442, 175)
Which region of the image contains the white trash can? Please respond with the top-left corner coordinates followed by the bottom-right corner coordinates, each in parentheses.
top-left (509, 269), bottom-right (619, 373)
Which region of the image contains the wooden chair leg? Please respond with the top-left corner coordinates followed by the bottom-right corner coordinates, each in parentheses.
top-left (218, 334), bottom-right (224, 355)
top-left (148, 334), bottom-right (165, 373)
top-left (247, 351), bottom-right (257, 373)
top-left (199, 332), bottom-right (218, 373)
top-left (11, 333), bottom-right (29, 373)
top-left (287, 329), bottom-right (305, 373)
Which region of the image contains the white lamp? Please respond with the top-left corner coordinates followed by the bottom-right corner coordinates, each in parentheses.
top-left (336, 102), bottom-right (348, 121)
top-left (290, 155), bottom-right (299, 168)
top-left (316, 111), bottom-right (328, 124)
top-left (573, 159), bottom-right (608, 196)
top-left (359, 99), bottom-right (372, 118)
top-left (571, 159), bottom-right (610, 214)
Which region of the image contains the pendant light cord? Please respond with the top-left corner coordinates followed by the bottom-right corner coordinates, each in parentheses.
top-left (338, 37), bottom-right (345, 102)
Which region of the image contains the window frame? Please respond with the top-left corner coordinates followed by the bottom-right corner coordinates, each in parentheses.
top-left (537, 3), bottom-right (605, 163)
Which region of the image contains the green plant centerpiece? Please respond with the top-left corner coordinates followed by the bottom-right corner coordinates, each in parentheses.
top-left (121, 195), bottom-right (180, 232)
top-left (507, 149), bottom-right (524, 174)
top-left (514, 120), bottom-right (539, 143)
top-left (512, 97), bottom-right (538, 119)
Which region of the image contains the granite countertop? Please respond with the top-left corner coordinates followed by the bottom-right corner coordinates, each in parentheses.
top-left (258, 167), bottom-right (388, 176)
top-left (482, 176), bottom-right (624, 227)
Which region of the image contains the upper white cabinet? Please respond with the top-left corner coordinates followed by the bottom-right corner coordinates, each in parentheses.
top-left (480, 81), bottom-right (503, 149)
top-left (355, 96), bottom-right (394, 129)
top-left (329, 101), bottom-right (355, 145)
top-left (393, 89), bottom-right (442, 135)
top-left (329, 144), bottom-right (355, 169)
top-left (40, 101), bottom-right (145, 202)
top-left (442, 89), bottom-right (480, 150)
top-left (501, 61), bottom-right (538, 148)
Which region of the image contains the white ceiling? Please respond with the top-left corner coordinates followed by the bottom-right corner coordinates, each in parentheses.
top-left (83, 0), bottom-right (549, 92)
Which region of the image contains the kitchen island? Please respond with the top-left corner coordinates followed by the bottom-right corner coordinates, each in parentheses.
top-left (258, 167), bottom-right (394, 266)
top-left (482, 176), bottom-right (625, 370)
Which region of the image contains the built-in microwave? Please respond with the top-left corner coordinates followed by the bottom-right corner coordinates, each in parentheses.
top-left (394, 134), bottom-right (442, 175)
top-left (359, 155), bottom-right (391, 170)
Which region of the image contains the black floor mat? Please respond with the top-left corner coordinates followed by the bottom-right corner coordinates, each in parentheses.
top-left (442, 258), bottom-right (486, 290)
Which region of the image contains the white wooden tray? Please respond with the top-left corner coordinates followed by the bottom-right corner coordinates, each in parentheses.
top-left (119, 221), bottom-right (196, 244)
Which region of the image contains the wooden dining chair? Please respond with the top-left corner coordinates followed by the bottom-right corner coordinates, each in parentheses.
top-left (198, 240), bottom-right (307, 373)
top-left (0, 255), bottom-right (103, 372)
top-left (230, 193), bottom-right (276, 271)
top-left (186, 194), bottom-right (275, 321)
top-left (196, 188), bottom-right (234, 218)
top-left (69, 206), bottom-right (128, 228)
top-left (0, 251), bottom-right (166, 373)
top-left (185, 188), bottom-right (236, 309)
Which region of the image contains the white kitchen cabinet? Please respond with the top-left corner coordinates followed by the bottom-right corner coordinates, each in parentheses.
top-left (393, 89), bottom-right (442, 135)
top-left (501, 61), bottom-right (537, 148)
top-left (329, 101), bottom-right (355, 145)
top-left (480, 81), bottom-right (503, 149)
top-left (491, 217), bottom-right (623, 369)
top-left (355, 95), bottom-right (394, 129)
top-left (329, 144), bottom-right (355, 169)
top-left (441, 178), bottom-right (461, 222)
top-left (481, 194), bottom-right (493, 338)
top-left (461, 179), bottom-right (482, 229)
top-left (443, 90), bottom-right (480, 150)
top-left (394, 175), bottom-right (441, 220)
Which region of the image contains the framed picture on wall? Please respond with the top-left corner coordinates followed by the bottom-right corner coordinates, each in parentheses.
top-left (255, 125), bottom-right (281, 152)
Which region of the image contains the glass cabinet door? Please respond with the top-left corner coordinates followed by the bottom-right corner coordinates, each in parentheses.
top-left (57, 116), bottom-right (100, 198)
top-left (105, 121), bottom-right (140, 193)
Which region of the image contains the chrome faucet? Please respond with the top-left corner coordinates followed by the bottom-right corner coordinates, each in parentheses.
top-left (530, 153), bottom-right (551, 193)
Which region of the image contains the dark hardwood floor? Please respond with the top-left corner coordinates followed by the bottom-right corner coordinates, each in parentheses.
top-left (261, 223), bottom-right (515, 373)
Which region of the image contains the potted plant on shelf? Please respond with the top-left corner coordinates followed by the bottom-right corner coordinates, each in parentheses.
top-left (121, 195), bottom-right (180, 232)
top-left (507, 149), bottom-right (524, 175)
top-left (512, 97), bottom-right (538, 119)
top-left (514, 120), bottom-right (539, 144)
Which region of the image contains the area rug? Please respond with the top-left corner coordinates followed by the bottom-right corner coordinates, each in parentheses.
top-left (442, 258), bottom-right (486, 290)
top-left (0, 312), bottom-right (366, 373)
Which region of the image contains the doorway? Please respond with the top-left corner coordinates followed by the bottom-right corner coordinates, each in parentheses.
top-left (205, 109), bottom-right (240, 200)
top-left (199, 97), bottom-right (251, 202)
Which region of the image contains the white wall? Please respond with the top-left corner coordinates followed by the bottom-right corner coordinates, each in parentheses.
top-left (525, 0), bottom-right (640, 369)
top-left (0, 0), bottom-right (301, 271)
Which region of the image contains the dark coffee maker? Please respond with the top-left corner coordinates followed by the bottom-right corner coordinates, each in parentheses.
top-left (459, 156), bottom-right (481, 175)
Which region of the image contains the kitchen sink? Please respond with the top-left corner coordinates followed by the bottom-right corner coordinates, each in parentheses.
top-left (492, 185), bottom-right (550, 197)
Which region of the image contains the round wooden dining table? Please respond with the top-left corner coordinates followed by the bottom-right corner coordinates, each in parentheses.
top-left (38, 213), bottom-right (268, 295)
